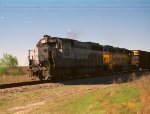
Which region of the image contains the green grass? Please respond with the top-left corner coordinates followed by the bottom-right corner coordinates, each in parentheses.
top-left (63, 93), bottom-right (101, 114)
top-left (103, 85), bottom-right (141, 114)
top-left (31, 91), bottom-right (103, 114)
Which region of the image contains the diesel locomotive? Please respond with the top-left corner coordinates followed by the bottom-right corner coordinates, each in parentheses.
top-left (28, 35), bottom-right (150, 80)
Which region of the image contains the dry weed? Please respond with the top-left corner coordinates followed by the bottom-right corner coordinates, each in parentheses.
top-left (138, 76), bottom-right (150, 114)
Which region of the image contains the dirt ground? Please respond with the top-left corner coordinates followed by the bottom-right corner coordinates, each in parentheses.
top-left (6, 84), bottom-right (112, 114)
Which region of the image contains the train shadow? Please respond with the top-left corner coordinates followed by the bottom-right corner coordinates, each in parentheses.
top-left (60, 71), bottom-right (149, 85)
top-left (0, 71), bottom-right (149, 89)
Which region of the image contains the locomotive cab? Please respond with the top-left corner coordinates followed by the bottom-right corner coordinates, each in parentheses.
top-left (28, 35), bottom-right (62, 80)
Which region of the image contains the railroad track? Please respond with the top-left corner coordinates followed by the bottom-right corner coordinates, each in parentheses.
top-left (0, 71), bottom-right (149, 90)
top-left (0, 80), bottom-right (50, 89)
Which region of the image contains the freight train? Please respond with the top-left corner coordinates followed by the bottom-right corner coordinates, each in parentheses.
top-left (28, 35), bottom-right (150, 80)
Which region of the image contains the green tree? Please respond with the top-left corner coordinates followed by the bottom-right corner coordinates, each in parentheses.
top-left (0, 53), bottom-right (18, 67)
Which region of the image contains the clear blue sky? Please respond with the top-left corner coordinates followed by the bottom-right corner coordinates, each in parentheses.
top-left (0, 0), bottom-right (150, 66)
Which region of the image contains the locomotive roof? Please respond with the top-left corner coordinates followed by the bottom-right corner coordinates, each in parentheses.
top-left (49, 36), bottom-right (103, 50)
top-left (103, 45), bottom-right (132, 53)
top-left (38, 35), bottom-right (148, 53)
top-left (51, 37), bottom-right (103, 46)
top-left (51, 37), bottom-right (75, 42)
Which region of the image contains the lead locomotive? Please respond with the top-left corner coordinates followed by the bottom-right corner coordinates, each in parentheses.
top-left (28, 35), bottom-right (150, 80)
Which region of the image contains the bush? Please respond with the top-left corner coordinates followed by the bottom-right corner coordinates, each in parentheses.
top-left (0, 53), bottom-right (18, 67)
top-left (0, 53), bottom-right (24, 76)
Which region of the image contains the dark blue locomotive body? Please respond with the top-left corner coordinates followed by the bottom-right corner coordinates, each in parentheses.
top-left (28, 35), bottom-right (150, 80)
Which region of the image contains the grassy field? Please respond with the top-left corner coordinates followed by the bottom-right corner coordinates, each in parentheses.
top-left (0, 74), bottom-right (150, 114)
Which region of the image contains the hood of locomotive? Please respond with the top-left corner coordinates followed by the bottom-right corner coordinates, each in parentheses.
top-left (30, 46), bottom-right (56, 65)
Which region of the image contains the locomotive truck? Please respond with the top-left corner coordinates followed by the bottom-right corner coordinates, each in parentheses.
top-left (28, 35), bottom-right (150, 80)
